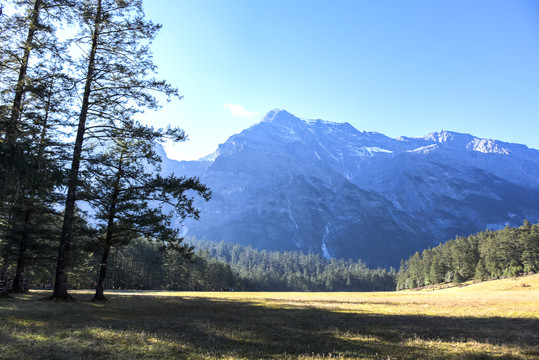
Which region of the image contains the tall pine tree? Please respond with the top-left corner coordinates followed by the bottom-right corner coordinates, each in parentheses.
top-left (50, 0), bottom-right (179, 301)
top-left (0, 0), bottom-right (73, 292)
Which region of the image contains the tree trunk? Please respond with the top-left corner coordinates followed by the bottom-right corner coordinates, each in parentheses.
top-left (48, 0), bottom-right (102, 302)
top-left (7, 0), bottom-right (42, 135)
top-left (0, 0), bottom-right (42, 200)
top-left (0, 261), bottom-right (8, 290)
top-left (11, 241), bottom-right (27, 293)
top-left (36, 70), bottom-right (55, 170)
top-left (11, 210), bottom-right (30, 293)
top-left (92, 244), bottom-right (111, 301)
top-left (92, 148), bottom-right (123, 302)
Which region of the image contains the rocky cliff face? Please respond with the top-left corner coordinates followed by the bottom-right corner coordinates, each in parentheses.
top-left (161, 109), bottom-right (539, 268)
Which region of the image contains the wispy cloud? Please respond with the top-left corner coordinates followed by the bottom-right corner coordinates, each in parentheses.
top-left (222, 103), bottom-right (259, 119)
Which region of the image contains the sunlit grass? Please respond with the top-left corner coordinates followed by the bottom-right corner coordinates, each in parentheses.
top-left (1, 274), bottom-right (537, 359)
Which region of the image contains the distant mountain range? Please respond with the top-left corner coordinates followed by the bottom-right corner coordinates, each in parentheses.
top-left (159, 109), bottom-right (539, 268)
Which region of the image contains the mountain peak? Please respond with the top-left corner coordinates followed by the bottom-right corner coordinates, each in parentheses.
top-left (423, 130), bottom-right (463, 143)
top-left (261, 109), bottom-right (301, 124)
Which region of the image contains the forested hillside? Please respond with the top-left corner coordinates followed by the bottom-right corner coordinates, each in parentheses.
top-left (189, 239), bottom-right (397, 291)
top-left (4, 217), bottom-right (537, 293)
top-left (1, 237), bottom-right (396, 292)
top-left (396, 220), bottom-right (539, 290)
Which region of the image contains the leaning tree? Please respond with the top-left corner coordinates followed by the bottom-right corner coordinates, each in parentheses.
top-left (83, 122), bottom-right (210, 301)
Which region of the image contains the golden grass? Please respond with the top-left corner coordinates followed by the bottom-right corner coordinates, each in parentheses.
top-left (1, 274), bottom-right (538, 359)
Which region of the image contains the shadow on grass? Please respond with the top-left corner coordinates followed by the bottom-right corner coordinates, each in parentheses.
top-left (1, 293), bottom-right (537, 359)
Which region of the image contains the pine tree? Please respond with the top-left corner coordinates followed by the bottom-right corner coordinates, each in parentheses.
top-left (519, 221), bottom-right (539, 273)
top-left (0, 0), bottom-right (73, 292)
top-left (474, 259), bottom-right (489, 281)
top-left (84, 123), bottom-right (210, 301)
top-left (428, 254), bottom-right (445, 284)
top-left (0, 0), bottom-right (72, 200)
top-left (49, 0), bottom-right (179, 301)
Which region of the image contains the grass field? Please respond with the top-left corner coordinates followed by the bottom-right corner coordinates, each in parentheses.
top-left (1, 275), bottom-right (538, 359)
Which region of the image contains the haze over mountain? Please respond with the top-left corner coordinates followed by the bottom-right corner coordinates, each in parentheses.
top-left (159, 109), bottom-right (539, 268)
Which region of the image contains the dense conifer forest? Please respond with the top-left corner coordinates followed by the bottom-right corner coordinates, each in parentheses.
top-left (3, 212), bottom-right (538, 293)
top-left (1, 237), bottom-right (397, 292)
top-left (396, 220), bottom-right (539, 290)
top-left (187, 239), bottom-right (397, 291)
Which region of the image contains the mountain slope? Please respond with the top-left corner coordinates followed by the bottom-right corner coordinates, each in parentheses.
top-left (162, 109), bottom-right (539, 267)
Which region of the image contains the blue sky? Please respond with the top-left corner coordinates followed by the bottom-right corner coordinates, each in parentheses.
top-left (140, 0), bottom-right (539, 160)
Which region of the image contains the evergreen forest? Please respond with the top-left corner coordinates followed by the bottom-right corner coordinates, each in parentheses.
top-left (396, 220), bottom-right (539, 290)
top-left (1, 237), bottom-right (398, 292)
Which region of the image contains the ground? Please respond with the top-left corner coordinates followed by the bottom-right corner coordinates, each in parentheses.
top-left (1, 275), bottom-right (538, 359)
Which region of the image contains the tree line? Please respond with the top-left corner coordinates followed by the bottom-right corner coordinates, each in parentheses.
top-left (396, 220), bottom-right (539, 290)
top-left (2, 236), bottom-right (397, 292)
top-left (191, 239), bottom-right (397, 291)
top-left (0, 0), bottom-right (210, 301)
top-left (6, 216), bottom-right (538, 293)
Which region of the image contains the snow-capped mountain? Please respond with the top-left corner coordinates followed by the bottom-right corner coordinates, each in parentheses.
top-left (161, 109), bottom-right (539, 268)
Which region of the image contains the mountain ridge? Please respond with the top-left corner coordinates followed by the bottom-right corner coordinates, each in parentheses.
top-left (160, 109), bottom-right (539, 267)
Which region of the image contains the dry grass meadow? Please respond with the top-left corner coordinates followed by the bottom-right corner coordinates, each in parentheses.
top-left (1, 274), bottom-right (538, 359)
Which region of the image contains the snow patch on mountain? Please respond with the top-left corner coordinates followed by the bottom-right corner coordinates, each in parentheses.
top-left (467, 138), bottom-right (510, 155)
top-left (287, 199), bottom-right (298, 231)
top-left (364, 146), bottom-right (393, 155)
top-left (423, 130), bottom-right (456, 143)
top-left (408, 144), bottom-right (439, 154)
top-left (321, 224), bottom-right (331, 259)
